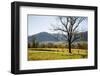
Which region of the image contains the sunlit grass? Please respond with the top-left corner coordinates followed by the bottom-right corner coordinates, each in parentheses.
top-left (28, 48), bottom-right (88, 61)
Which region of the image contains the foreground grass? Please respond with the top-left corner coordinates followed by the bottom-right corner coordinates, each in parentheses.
top-left (28, 48), bottom-right (88, 61)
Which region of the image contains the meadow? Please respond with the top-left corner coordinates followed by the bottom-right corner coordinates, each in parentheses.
top-left (28, 48), bottom-right (88, 61)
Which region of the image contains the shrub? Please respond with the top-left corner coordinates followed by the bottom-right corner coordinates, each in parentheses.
top-left (77, 42), bottom-right (88, 49)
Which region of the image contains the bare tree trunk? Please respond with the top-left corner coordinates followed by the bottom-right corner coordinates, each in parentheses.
top-left (68, 40), bottom-right (72, 53)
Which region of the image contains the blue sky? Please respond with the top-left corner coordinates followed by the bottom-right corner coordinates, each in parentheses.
top-left (28, 15), bottom-right (88, 36)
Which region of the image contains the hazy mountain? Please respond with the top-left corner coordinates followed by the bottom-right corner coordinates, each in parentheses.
top-left (28, 31), bottom-right (88, 43)
top-left (77, 31), bottom-right (88, 41)
top-left (28, 32), bottom-right (58, 43)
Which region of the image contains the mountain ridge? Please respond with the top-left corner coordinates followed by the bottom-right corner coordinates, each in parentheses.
top-left (28, 31), bottom-right (88, 43)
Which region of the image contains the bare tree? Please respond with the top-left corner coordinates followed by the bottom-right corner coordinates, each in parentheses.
top-left (51, 16), bottom-right (85, 53)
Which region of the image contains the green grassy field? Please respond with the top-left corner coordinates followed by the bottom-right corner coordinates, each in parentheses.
top-left (28, 48), bottom-right (88, 61)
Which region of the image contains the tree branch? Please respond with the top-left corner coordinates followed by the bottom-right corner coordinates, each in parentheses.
top-left (71, 36), bottom-right (80, 43)
top-left (73, 17), bottom-right (85, 32)
top-left (59, 16), bottom-right (69, 34)
top-left (53, 28), bottom-right (67, 32)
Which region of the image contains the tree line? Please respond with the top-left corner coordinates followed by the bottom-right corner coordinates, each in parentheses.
top-left (28, 41), bottom-right (88, 50)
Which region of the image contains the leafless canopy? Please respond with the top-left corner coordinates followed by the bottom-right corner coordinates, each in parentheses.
top-left (52, 16), bottom-right (85, 43)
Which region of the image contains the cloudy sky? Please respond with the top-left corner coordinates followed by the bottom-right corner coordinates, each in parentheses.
top-left (28, 15), bottom-right (88, 36)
